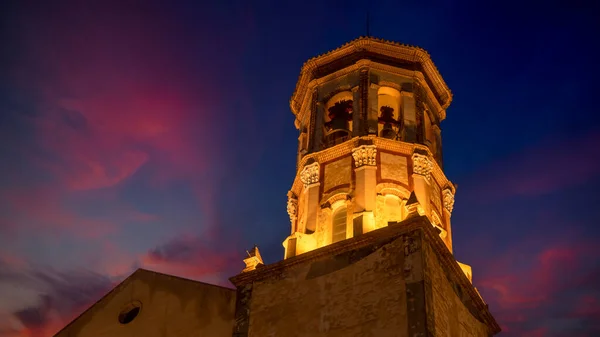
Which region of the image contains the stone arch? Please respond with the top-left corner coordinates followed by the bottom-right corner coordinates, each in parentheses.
top-left (331, 200), bottom-right (348, 243)
top-left (323, 91), bottom-right (353, 147)
top-left (376, 183), bottom-right (411, 199)
top-left (383, 194), bottom-right (405, 223)
top-left (375, 184), bottom-right (411, 229)
top-left (321, 192), bottom-right (348, 208)
top-left (377, 87), bottom-right (402, 140)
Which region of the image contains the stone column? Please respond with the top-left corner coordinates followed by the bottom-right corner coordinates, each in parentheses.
top-left (368, 83), bottom-right (379, 135)
top-left (300, 162), bottom-right (320, 233)
top-left (351, 86), bottom-right (361, 137)
top-left (411, 152), bottom-right (433, 217)
top-left (313, 102), bottom-right (324, 152)
top-left (352, 145), bottom-right (377, 235)
top-left (442, 187), bottom-right (455, 252)
top-left (401, 91), bottom-right (416, 142)
top-left (308, 89), bottom-right (318, 152)
top-left (433, 124), bottom-right (443, 168)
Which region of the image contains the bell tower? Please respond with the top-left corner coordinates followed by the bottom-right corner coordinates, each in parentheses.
top-left (283, 37), bottom-right (471, 276)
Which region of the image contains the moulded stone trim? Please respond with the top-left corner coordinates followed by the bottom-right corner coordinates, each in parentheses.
top-left (291, 37), bottom-right (452, 118)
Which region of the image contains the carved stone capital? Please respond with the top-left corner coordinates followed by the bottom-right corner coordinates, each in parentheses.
top-left (300, 162), bottom-right (320, 187)
top-left (443, 188), bottom-right (455, 214)
top-left (352, 145), bottom-right (377, 167)
top-left (412, 153), bottom-right (433, 180)
top-left (287, 196), bottom-right (298, 222)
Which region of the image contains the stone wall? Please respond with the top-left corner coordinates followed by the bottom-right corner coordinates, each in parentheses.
top-left (246, 237), bottom-right (409, 337)
top-left (423, 238), bottom-right (492, 337)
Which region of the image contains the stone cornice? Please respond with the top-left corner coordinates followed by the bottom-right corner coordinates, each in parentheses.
top-left (229, 216), bottom-right (500, 334)
top-left (293, 59), bottom-right (446, 128)
top-left (290, 37), bottom-right (452, 123)
top-left (291, 137), bottom-right (452, 197)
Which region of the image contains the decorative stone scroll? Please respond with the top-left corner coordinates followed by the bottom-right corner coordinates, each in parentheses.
top-left (443, 188), bottom-right (455, 214)
top-left (300, 162), bottom-right (320, 187)
top-left (352, 145), bottom-right (377, 167)
top-left (411, 153), bottom-right (433, 181)
top-left (287, 195), bottom-right (298, 223)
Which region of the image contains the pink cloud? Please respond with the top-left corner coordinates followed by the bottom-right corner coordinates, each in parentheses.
top-left (475, 236), bottom-right (600, 336)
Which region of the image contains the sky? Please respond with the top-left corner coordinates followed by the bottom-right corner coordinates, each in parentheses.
top-left (0, 0), bottom-right (599, 336)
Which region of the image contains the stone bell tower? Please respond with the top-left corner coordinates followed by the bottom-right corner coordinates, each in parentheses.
top-left (283, 38), bottom-right (462, 265)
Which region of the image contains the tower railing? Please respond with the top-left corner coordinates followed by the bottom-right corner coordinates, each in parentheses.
top-left (322, 129), bottom-right (350, 148)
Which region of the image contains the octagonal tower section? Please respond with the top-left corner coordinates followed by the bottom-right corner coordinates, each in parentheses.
top-left (283, 37), bottom-right (458, 262)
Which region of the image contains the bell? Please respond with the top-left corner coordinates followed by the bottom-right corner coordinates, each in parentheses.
top-left (380, 122), bottom-right (396, 139)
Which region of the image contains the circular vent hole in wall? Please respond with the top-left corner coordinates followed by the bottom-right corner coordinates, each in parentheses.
top-left (118, 301), bottom-right (142, 324)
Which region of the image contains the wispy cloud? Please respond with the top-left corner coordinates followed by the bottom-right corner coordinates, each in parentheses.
top-left (462, 130), bottom-right (600, 201)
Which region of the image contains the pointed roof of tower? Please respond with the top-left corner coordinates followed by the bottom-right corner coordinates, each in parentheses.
top-left (290, 36), bottom-right (453, 121)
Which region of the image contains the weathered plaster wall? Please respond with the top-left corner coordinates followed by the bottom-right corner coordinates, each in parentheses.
top-left (55, 270), bottom-right (235, 337)
top-left (323, 156), bottom-right (352, 193)
top-left (379, 152), bottom-right (409, 184)
top-left (248, 238), bottom-right (409, 337)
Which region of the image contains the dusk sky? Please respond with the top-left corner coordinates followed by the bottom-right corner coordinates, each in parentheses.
top-left (1, 0), bottom-right (599, 336)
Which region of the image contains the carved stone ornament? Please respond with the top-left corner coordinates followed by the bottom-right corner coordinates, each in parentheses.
top-left (287, 196), bottom-right (298, 221)
top-left (412, 153), bottom-right (433, 180)
top-left (352, 145), bottom-right (377, 167)
top-left (443, 189), bottom-right (455, 214)
top-left (300, 162), bottom-right (320, 187)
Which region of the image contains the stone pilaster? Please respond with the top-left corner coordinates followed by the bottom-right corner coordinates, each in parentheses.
top-left (442, 187), bottom-right (454, 252)
top-left (352, 145), bottom-right (377, 234)
top-left (411, 152), bottom-right (433, 217)
top-left (300, 162), bottom-right (320, 233)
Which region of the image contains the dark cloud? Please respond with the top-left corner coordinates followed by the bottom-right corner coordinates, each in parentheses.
top-left (143, 231), bottom-right (242, 283)
top-left (0, 264), bottom-right (116, 336)
top-left (60, 108), bottom-right (88, 131)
